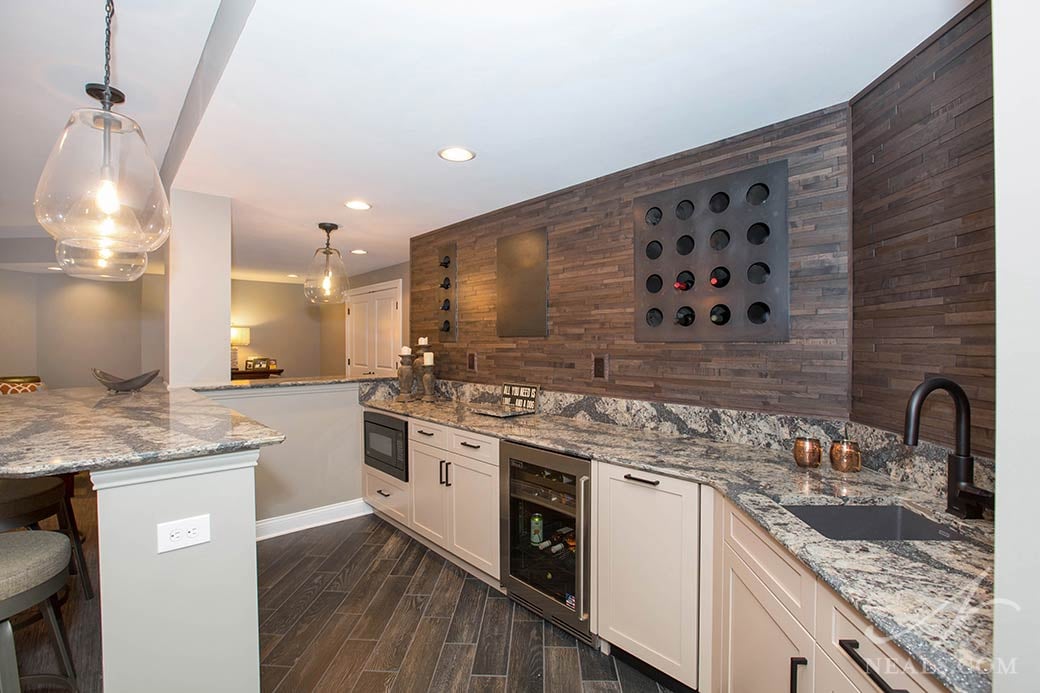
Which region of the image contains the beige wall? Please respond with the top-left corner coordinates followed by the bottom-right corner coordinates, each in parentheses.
top-left (140, 274), bottom-right (165, 373)
top-left (0, 270), bottom-right (38, 376)
top-left (231, 279), bottom-right (322, 377)
top-left (319, 261), bottom-right (410, 374)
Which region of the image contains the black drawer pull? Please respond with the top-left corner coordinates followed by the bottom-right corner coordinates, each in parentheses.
top-left (623, 473), bottom-right (660, 486)
top-left (376, 489), bottom-right (391, 498)
top-left (789, 656), bottom-right (807, 693)
top-left (838, 640), bottom-right (909, 693)
top-left (445, 461), bottom-right (452, 487)
top-left (459, 441), bottom-right (481, 449)
top-left (439, 460), bottom-right (446, 485)
top-left (416, 429), bottom-right (435, 437)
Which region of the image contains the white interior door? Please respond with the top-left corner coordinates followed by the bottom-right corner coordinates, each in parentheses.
top-left (346, 281), bottom-right (402, 377)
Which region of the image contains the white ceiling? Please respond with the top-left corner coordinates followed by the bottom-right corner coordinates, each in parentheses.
top-left (0, 0), bottom-right (220, 238)
top-left (175, 0), bottom-right (970, 283)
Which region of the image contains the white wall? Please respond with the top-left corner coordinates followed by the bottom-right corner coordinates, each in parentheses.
top-left (231, 279), bottom-right (322, 377)
top-left (993, 2), bottom-right (1040, 689)
top-left (0, 269), bottom-right (37, 376)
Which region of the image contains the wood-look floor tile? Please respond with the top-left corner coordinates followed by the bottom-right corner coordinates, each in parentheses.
top-left (406, 552), bottom-right (445, 595)
top-left (313, 638), bottom-right (377, 691)
top-left (390, 617), bottom-right (451, 693)
top-left (425, 563), bottom-right (467, 619)
top-left (471, 595), bottom-right (513, 676)
top-left (277, 612), bottom-right (360, 692)
top-left (304, 520), bottom-right (357, 557)
top-left (337, 559), bottom-right (397, 614)
top-left (365, 520), bottom-right (396, 546)
top-left (349, 575), bottom-right (411, 640)
top-left (365, 594), bottom-right (430, 671)
top-left (506, 619), bottom-right (544, 693)
top-left (583, 682), bottom-right (621, 692)
top-left (263, 590), bottom-right (345, 666)
top-left (545, 621), bottom-right (577, 647)
top-left (262, 569), bottom-right (335, 635)
top-left (615, 658), bottom-right (661, 693)
top-left (545, 646), bottom-right (583, 693)
top-left (257, 551), bottom-right (306, 596)
top-left (513, 603), bottom-right (541, 621)
top-left (374, 531), bottom-right (411, 561)
top-left (353, 670), bottom-right (397, 692)
top-left (259, 631), bottom-right (282, 660)
top-left (391, 539), bottom-right (426, 576)
top-left (446, 579), bottom-right (489, 644)
top-left (261, 664), bottom-right (290, 693)
top-left (469, 676), bottom-right (508, 693)
top-left (316, 530), bottom-right (368, 574)
top-left (578, 643), bottom-right (618, 681)
top-left (261, 555), bottom-right (324, 611)
top-left (326, 543), bottom-right (381, 593)
top-left (429, 643), bottom-right (477, 693)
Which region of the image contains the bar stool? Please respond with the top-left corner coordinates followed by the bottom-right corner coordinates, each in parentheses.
top-left (0, 531), bottom-right (77, 692)
top-left (0, 479), bottom-right (93, 600)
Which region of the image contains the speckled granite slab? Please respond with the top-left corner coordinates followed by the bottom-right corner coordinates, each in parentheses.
top-left (0, 385), bottom-right (284, 478)
top-left (193, 375), bottom-right (393, 392)
top-left (366, 398), bottom-right (993, 693)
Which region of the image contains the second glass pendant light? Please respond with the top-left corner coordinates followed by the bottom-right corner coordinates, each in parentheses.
top-left (304, 223), bottom-right (349, 304)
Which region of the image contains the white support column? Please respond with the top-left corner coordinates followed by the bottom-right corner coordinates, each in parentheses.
top-left (91, 451), bottom-right (260, 693)
top-left (165, 189), bottom-right (232, 388)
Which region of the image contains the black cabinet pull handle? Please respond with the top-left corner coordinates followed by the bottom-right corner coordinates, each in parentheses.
top-left (445, 461), bottom-right (452, 487)
top-left (376, 489), bottom-right (391, 498)
top-left (838, 640), bottom-right (909, 693)
top-left (417, 429), bottom-right (435, 437)
top-left (460, 441), bottom-right (481, 449)
top-left (623, 473), bottom-right (660, 486)
top-left (789, 657), bottom-right (807, 693)
top-left (439, 460), bottom-right (446, 485)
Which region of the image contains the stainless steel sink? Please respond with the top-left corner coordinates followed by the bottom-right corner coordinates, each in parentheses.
top-left (782, 504), bottom-right (966, 541)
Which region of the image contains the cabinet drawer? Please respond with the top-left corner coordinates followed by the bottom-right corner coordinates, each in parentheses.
top-left (814, 645), bottom-right (859, 692)
top-left (409, 420), bottom-right (448, 448)
top-left (363, 467), bottom-right (409, 526)
top-left (449, 429), bottom-right (498, 465)
top-left (815, 585), bottom-right (947, 693)
top-left (723, 501), bottom-right (816, 633)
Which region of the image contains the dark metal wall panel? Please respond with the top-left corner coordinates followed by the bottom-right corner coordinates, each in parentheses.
top-left (497, 228), bottom-right (548, 337)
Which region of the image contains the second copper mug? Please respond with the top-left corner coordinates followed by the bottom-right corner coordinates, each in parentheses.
top-left (792, 437), bottom-right (822, 468)
top-left (830, 439), bottom-right (863, 473)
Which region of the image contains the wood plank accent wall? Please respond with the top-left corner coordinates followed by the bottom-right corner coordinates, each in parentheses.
top-left (412, 105), bottom-right (850, 418)
top-left (850, 1), bottom-right (995, 456)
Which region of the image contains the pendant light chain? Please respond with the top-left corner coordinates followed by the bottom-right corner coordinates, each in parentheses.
top-left (102, 0), bottom-right (115, 110)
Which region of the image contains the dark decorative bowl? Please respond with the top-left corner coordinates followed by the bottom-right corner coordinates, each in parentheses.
top-left (92, 368), bottom-right (160, 393)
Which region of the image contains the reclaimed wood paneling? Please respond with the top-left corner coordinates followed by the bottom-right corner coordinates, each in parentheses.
top-left (412, 106), bottom-right (851, 419)
top-left (850, 0), bottom-right (995, 456)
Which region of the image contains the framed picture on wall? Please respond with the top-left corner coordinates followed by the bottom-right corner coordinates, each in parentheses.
top-left (252, 358), bottom-right (269, 370)
top-left (244, 360), bottom-right (255, 370)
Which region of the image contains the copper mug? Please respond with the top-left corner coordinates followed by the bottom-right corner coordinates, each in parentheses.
top-left (792, 437), bottom-right (822, 468)
top-left (829, 440), bottom-right (862, 473)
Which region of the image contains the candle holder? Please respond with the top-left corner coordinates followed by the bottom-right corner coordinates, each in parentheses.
top-left (412, 346), bottom-right (429, 398)
top-left (421, 365), bottom-right (437, 402)
top-left (396, 355), bottom-right (414, 402)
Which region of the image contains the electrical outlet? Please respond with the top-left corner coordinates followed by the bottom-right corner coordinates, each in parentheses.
top-left (593, 354), bottom-right (609, 379)
top-left (467, 352), bottom-right (477, 371)
top-left (157, 514), bottom-right (211, 554)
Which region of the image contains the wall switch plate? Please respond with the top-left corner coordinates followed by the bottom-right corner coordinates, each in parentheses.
top-left (157, 514), bottom-right (211, 554)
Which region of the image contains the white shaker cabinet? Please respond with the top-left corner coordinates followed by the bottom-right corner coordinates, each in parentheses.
top-left (596, 463), bottom-right (700, 688)
top-left (409, 441), bottom-right (450, 547)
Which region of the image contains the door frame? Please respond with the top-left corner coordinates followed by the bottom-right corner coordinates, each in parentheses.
top-left (344, 279), bottom-right (403, 375)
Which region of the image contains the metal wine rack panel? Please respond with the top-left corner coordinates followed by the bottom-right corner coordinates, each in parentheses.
top-left (437, 241), bottom-right (458, 342)
top-left (633, 160), bottom-right (790, 343)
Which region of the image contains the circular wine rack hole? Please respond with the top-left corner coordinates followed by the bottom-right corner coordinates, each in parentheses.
top-left (746, 183), bottom-right (770, 206)
top-left (645, 207), bottom-right (663, 226)
top-left (675, 200), bottom-right (695, 220)
top-left (710, 229), bottom-right (730, 250)
top-left (646, 308), bottom-right (664, 327)
top-left (748, 302), bottom-right (771, 324)
top-left (646, 240), bottom-right (663, 259)
top-left (747, 222), bottom-right (770, 245)
top-left (709, 267), bottom-right (731, 288)
top-left (709, 304), bottom-right (731, 326)
top-left (646, 274), bottom-right (663, 293)
top-left (676, 234), bottom-right (695, 256)
top-left (674, 271), bottom-right (695, 291)
top-left (709, 192), bottom-right (730, 214)
top-left (675, 306), bottom-right (695, 326)
top-left (747, 262), bottom-right (770, 284)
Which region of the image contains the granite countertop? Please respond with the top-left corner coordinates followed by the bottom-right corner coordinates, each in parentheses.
top-left (194, 375), bottom-right (394, 392)
top-left (366, 399), bottom-right (993, 693)
top-left (0, 385), bottom-right (284, 478)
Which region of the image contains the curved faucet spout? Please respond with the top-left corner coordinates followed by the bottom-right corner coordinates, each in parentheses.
top-left (903, 377), bottom-right (971, 457)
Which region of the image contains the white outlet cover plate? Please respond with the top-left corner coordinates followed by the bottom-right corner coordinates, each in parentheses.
top-left (157, 514), bottom-right (211, 554)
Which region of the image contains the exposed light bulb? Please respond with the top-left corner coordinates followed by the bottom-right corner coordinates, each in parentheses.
top-left (99, 247), bottom-right (113, 259)
top-left (97, 258), bottom-right (108, 268)
top-left (98, 217), bottom-right (115, 236)
top-left (322, 273), bottom-right (332, 296)
top-left (96, 176), bottom-right (120, 215)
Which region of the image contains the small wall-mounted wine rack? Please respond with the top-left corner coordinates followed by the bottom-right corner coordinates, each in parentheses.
top-left (437, 241), bottom-right (458, 342)
top-left (633, 160), bottom-right (790, 343)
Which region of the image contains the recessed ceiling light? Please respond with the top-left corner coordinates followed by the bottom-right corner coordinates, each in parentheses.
top-left (47, 266), bottom-right (61, 271)
top-left (344, 200), bottom-right (371, 211)
top-left (437, 146), bottom-right (476, 162)
top-left (351, 249), bottom-right (367, 255)
top-left (287, 273), bottom-right (299, 278)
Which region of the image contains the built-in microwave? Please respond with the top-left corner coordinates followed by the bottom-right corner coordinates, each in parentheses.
top-left (363, 411), bottom-right (408, 482)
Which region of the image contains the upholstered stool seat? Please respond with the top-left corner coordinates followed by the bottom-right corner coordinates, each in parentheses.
top-left (0, 531), bottom-right (77, 692)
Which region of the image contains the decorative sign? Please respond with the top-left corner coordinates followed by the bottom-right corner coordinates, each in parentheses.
top-left (501, 382), bottom-right (540, 411)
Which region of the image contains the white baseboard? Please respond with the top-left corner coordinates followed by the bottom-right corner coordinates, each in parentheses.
top-left (256, 498), bottom-right (373, 541)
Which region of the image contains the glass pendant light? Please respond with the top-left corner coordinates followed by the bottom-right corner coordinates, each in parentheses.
top-left (55, 240), bottom-right (148, 282)
top-left (33, 0), bottom-right (171, 268)
top-left (304, 223), bottom-right (350, 304)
